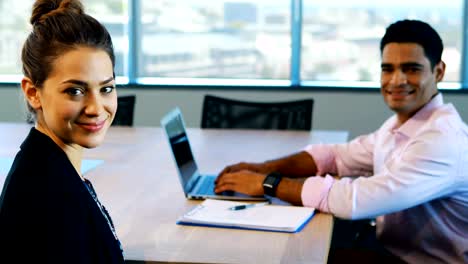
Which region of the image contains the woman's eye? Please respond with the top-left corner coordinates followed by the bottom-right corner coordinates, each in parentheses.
top-left (66, 88), bottom-right (84, 96)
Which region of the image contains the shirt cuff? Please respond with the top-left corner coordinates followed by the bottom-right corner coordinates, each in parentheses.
top-left (301, 174), bottom-right (335, 212)
top-left (304, 144), bottom-right (337, 176)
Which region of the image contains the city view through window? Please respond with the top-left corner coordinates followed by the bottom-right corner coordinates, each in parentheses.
top-left (301, 0), bottom-right (461, 82)
top-left (0, 0), bottom-right (462, 84)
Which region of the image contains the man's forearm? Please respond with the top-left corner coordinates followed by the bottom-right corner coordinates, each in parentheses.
top-left (265, 151), bottom-right (318, 178)
top-left (275, 178), bottom-right (304, 206)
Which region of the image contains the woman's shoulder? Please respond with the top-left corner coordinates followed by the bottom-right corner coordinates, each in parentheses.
top-left (3, 132), bottom-right (83, 209)
top-left (20, 128), bottom-right (64, 158)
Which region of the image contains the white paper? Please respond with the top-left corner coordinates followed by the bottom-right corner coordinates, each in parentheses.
top-left (178, 199), bottom-right (315, 232)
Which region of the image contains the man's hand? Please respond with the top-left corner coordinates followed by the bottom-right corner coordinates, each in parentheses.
top-left (217, 162), bottom-right (271, 177)
top-left (215, 170), bottom-right (266, 196)
top-left (217, 151), bottom-right (318, 180)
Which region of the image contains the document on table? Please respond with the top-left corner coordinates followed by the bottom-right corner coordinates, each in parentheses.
top-left (177, 199), bottom-right (315, 233)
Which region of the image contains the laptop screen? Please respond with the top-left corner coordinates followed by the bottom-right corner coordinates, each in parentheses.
top-left (161, 109), bottom-right (199, 193)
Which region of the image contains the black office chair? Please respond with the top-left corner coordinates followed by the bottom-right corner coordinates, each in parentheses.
top-left (112, 95), bottom-right (136, 126)
top-left (201, 95), bottom-right (313, 130)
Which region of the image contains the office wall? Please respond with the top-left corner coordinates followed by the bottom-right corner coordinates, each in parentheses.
top-left (1, 85), bottom-right (468, 138)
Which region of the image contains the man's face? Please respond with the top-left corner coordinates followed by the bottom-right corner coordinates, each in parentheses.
top-left (380, 43), bottom-right (445, 123)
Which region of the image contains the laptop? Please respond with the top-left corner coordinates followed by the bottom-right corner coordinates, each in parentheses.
top-left (160, 107), bottom-right (266, 201)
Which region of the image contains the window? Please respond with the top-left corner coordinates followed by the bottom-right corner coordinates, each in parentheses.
top-left (84, 0), bottom-right (128, 77)
top-left (0, 1), bottom-right (30, 81)
top-left (302, 0), bottom-right (462, 83)
top-left (0, 0), bottom-right (465, 88)
top-left (0, 0), bottom-right (127, 81)
top-left (139, 0), bottom-right (291, 79)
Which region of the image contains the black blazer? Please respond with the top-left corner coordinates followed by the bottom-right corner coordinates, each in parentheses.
top-left (0, 128), bottom-right (124, 263)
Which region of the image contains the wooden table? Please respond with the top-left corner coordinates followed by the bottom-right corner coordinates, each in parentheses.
top-left (0, 123), bottom-right (348, 264)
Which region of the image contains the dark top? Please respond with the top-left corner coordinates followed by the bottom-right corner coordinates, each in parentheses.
top-left (0, 128), bottom-right (124, 263)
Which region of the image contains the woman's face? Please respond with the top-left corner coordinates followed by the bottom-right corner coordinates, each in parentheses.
top-left (28, 46), bottom-right (117, 149)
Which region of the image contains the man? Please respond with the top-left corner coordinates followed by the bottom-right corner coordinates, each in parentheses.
top-left (215, 20), bottom-right (468, 263)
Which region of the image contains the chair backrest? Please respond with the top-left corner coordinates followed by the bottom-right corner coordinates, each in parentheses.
top-left (201, 95), bottom-right (313, 130)
top-left (112, 95), bottom-right (136, 126)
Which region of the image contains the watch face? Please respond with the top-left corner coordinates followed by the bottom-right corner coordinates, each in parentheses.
top-left (263, 173), bottom-right (281, 197)
top-left (263, 175), bottom-right (277, 187)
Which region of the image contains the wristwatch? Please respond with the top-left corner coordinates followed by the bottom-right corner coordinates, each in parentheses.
top-left (263, 172), bottom-right (282, 197)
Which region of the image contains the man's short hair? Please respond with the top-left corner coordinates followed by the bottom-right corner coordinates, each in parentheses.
top-left (380, 19), bottom-right (443, 68)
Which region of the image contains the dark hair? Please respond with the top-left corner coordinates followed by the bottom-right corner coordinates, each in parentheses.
top-left (21, 0), bottom-right (115, 120)
top-left (380, 19), bottom-right (443, 68)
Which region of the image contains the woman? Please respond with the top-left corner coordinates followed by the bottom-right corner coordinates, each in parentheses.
top-left (0, 0), bottom-right (124, 263)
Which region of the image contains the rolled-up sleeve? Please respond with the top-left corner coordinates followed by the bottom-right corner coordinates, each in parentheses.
top-left (301, 174), bottom-right (335, 212)
top-left (301, 132), bottom-right (378, 215)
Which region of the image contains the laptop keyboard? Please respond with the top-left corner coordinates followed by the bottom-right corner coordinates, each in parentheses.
top-left (197, 177), bottom-right (215, 195)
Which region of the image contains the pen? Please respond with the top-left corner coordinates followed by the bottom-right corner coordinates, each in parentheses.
top-left (229, 201), bottom-right (271, 211)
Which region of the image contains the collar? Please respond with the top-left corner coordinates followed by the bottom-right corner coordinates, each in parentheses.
top-left (391, 93), bottom-right (444, 139)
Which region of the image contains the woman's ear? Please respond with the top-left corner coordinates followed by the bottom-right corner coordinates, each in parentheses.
top-left (21, 77), bottom-right (42, 110)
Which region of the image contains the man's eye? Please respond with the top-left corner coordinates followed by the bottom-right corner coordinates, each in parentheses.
top-left (402, 67), bottom-right (419, 74)
top-left (101, 86), bottom-right (115, 94)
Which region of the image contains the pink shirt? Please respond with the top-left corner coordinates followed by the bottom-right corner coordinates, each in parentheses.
top-left (302, 94), bottom-right (468, 263)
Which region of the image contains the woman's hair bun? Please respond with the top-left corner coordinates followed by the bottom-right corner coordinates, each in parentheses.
top-left (30, 0), bottom-right (84, 25)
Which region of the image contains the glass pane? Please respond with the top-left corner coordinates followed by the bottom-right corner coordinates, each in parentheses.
top-left (302, 0), bottom-right (462, 83)
top-left (0, 1), bottom-right (30, 77)
top-left (84, 0), bottom-right (128, 77)
top-left (140, 0), bottom-right (291, 79)
top-left (0, 0), bottom-right (127, 78)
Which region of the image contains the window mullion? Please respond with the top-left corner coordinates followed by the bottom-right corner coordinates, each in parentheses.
top-left (290, 0), bottom-right (302, 87)
top-left (127, 0), bottom-right (141, 85)
top-left (462, 0), bottom-right (468, 88)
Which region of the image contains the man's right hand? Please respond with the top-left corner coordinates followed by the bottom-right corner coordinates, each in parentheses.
top-left (216, 151), bottom-right (318, 182)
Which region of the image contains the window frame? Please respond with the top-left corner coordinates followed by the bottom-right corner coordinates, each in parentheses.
top-left (0, 0), bottom-right (466, 90)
